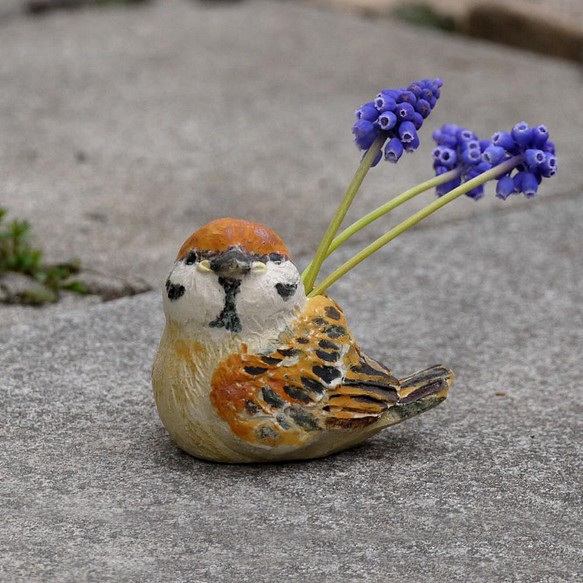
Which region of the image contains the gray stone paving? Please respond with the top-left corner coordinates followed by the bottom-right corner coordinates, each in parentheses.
top-left (1, 0), bottom-right (582, 581)
top-left (2, 192), bottom-right (582, 582)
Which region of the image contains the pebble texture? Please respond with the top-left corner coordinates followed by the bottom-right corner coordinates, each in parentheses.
top-left (1, 192), bottom-right (581, 582)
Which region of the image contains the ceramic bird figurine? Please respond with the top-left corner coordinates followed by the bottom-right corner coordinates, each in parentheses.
top-left (152, 217), bottom-right (454, 463)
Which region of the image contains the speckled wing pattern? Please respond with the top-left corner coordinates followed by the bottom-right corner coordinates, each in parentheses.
top-left (210, 295), bottom-right (401, 448)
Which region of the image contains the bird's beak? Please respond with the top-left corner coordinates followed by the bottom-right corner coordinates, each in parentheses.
top-left (210, 247), bottom-right (255, 277)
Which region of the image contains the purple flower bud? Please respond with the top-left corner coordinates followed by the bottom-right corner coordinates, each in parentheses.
top-left (396, 102), bottom-right (416, 121)
top-left (404, 133), bottom-right (420, 152)
top-left (421, 88), bottom-right (434, 103)
top-left (355, 102), bottom-right (379, 122)
top-left (436, 177), bottom-right (461, 197)
top-left (368, 149), bottom-right (383, 168)
top-left (411, 112), bottom-right (424, 130)
top-left (352, 119), bottom-right (379, 150)
top-left (378, 111), bottom-right (397, 130)
top-left (520, 171), bottom-right (540, 198)
top-left (407, 83), bottom-right (423, 98)
top-left (375, 92), bottom-right (397, 112)
top-left (512, 170), bottom-right (539, 198)
top-left (511, 122), bottom-right (533, 148)
top-left (543, 140), bottom-right (556, 155)
top-left (525, 149), bottom-right (546, 169)
top-left (461, 147), bottom-right (481, 165)
top-left (398, 90), bottom-right (417, 105)
top-left (441, 124), bottom-right (459, 135)
top-left (433, 145), bottom-right (458, 168)
top-left (496, 175), bottom-right (515, 200)
top-left (492, 131), bottom-right (516, 152)
top-left (465, 186), bottom-right (485, 200)
top-left (384, 137), bottom-right (404, 163)
top-left (415, 99), bottom-right (432, 118)
top-left (540, 153), bottom-right (557, 177)
top-left (465, 163), bottom-right (490, 180)
top-left (457, 128), bottom-right (476, 143)
top-left (482, 145), bottom-right (506, 165)
top-left (433, 129), bottom-right (458, 148)
top-left (532, 125), bottom-right (549, 148)
top-left (398, 121), bottom-right (417, 144)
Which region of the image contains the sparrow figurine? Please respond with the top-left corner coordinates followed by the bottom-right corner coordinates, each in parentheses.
top-left (152, 217), bottom-right (454, 463)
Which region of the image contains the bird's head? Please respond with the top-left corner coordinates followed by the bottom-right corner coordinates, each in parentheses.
top-left (163, 218), bottom-right (306, 339)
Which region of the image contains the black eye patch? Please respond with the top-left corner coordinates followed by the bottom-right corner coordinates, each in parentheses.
top-left (185, 251), bottom-right (198, 265)
top-left (268, 252), bottom-right (286, 264)
top-left (275, 282), bottom-right (297, 301)
top-left (166, 279), bottom-right (185, 301)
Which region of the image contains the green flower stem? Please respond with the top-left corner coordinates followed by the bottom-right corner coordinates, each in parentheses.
top-left (302, 167), bottom-right (462, 277)
top-left (302, 134), bottom-right (386, 294)
top-left (308, 155), bottom-right (522, 298)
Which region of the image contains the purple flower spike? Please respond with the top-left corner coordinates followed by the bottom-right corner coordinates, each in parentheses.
top-left (353, 77), bottom-right (443, 165)
top-left (432, 123), bottom-right (493, 199)
top-left (384, 137), bottom-right (404, 163)
top-left (487, 121), bottom-right (557, 198)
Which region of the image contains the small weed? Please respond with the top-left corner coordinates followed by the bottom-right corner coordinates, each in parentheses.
top-left (392, 3), bottom-right (456, 33)
top-left (0, 207), bottom-right (87, 306)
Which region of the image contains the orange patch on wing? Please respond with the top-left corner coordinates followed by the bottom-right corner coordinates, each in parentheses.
top-left (177, 217), bottom-right (291, 260)
top-left (210, 351), bottom-right (306, 448)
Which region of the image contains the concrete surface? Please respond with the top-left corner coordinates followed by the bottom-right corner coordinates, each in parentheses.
top-left (1, 1), bottom-right (582, 580)
top-left (1, 190), bottom-right (582, 582)
top-left (1, 0), bottom-right (582, 326)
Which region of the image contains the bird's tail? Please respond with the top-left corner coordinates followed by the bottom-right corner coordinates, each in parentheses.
top-left (381, 365), bottom-right (454, 427)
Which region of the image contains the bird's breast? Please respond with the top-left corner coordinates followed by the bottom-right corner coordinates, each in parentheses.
top-left (152, 324), bottom-right (251, 461)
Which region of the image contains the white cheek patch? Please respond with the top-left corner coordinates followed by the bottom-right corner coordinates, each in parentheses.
top-left (237, 261), bottom-right (306, 338)
top-left (163, 261), bottom-right (225, 327)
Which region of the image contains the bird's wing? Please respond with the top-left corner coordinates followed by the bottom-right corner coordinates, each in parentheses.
top-left (210, 295), bottom-right (401, 448)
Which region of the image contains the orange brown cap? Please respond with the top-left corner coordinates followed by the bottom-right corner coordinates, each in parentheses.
top-left (177, 217), bottom-right (291, 260)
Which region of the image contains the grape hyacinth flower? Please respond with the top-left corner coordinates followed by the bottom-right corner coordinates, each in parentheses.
top-left (432, 124), bottom-right (492, 200)
top-left (431, 121), bottom-right (557, 202)
top-left (303, 77), bottom-right (444, 292)
top-left (353, 78), bottom-right (443, 164)
top-left (302, 79), bottom-right (558, 297)
top-left (488, 122), bottom-right (557, 200)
